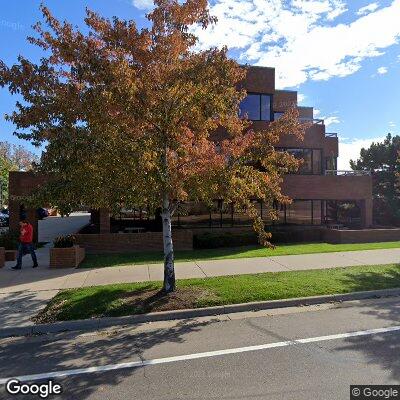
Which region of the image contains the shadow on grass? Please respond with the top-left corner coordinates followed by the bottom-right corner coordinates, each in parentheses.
top-left (335, 264), bottom-right (400, 381)
top-left (78, 246), bottom-right (261, 269)
top-left (35, 283), bottom-right (216, 323)
top-left (340, 264), bottom-right (400, 293)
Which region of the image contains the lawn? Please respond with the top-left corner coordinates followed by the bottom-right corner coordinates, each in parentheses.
top-left (79, 241), bottom-right (400, 269)
top-left (35, 263), bottom-right (400, 323)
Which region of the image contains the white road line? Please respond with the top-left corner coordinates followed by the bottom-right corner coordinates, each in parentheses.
top-left (1, 325), bottom-right (399, 384)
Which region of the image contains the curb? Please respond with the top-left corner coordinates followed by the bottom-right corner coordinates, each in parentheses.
top-left (1, 288), bottom-right (400, 338)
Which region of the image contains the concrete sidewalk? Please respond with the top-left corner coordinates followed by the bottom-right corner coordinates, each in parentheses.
top-left (2, 247), bottom-right (400, 295)
top-left (1, 247), bottom-right (399, 329)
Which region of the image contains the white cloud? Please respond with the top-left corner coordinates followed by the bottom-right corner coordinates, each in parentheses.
top-left (323, 115), bottom-right (340, 126)
top-left (377, 66), bottom-right (388, 74)
top-left (132, 0), bottom-right (153, 10)
top-left (389, 121), bottom-right (396, 127)
top-left (297, 93), bottom-right (306, 103)
top-left (313, 108), bottom-right (321, 116)
top-left (193, 0), bottom-right (400, 88)
top-left (338, 136), bottom-right (385, 170)
top-left (357, 2), bottom-right (379, 16)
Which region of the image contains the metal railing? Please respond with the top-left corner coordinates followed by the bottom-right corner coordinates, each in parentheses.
top-left (325, 170), bottom-right (371, 176)
top-left (274, 114), bottom-right (324, 125)
top-left (325, 132), bottom-right (338, 138)
top-left (298, 117), bottom-right (324, 125)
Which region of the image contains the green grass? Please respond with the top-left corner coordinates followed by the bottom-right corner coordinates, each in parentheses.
top-left (79, 241), bottom-right (400, 269)
top-left (39, 263), bottom-right (400, 322)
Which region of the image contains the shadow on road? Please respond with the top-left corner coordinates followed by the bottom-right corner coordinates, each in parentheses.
top-left (0, 317), bottom-right (219, 399)
top-left (335, 264), bottom-right (400, 381)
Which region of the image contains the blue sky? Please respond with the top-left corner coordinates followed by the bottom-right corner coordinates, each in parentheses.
top-left (1, 0), bottom-right (400, 168)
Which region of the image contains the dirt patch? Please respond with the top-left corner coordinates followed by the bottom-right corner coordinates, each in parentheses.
top-left (117, 287), bottom-right (215, 313)
top-left (33, 287), bottom-right (219, 324)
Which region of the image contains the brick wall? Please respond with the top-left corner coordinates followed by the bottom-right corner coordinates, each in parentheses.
top-left (75, 230), bottom-right (193, 254)
top-left (282, 175), bottom-right (372, 200)
top-left (322, 228), bottom-right (400, 244)
top-left (49, 246), bottom-right (85, 268)
top-left (240, 66), bottom-right (275, 93)
top-left (9, 171), bottom-right (50, 243)
top-left (274, 90), bottom-right (297, 111)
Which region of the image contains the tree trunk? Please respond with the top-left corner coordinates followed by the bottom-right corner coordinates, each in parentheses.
top-left (162, 192), bottom-right (176, 293)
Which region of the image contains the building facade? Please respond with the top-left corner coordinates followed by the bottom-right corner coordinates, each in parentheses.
top-left (171, 66), bottom-right (373, 230)
top-left (8, 66), bottom-right (373, 242)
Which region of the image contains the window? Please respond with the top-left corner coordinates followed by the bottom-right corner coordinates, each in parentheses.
top-left (239, 94), bottom-right (272, 121)
top-left (286, 200), bottom-right (313, 225)
top-left (312, 150), bottom-right (322, 175)
top-left (274, 112), bottom-right (284, 120)
top-left (325, 156), bottom-right (337, 171)
top-left (261, 95), bottom-right (272, 121)
top-left (277, 147), bottom-right (322, 175)
top-left (286, 148), bottom-right (312, 174)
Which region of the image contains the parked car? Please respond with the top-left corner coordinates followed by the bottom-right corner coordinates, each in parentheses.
top-left (37, 208), bottom-right (49, 220)
top-left (0, 212), bottom-right (9, 227)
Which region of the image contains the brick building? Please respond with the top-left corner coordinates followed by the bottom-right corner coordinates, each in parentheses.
top-left (8, 66), bottom-right (373, 244)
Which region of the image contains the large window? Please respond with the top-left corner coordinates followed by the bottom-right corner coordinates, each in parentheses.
top-left (273, 200), bottom-right (322, 225)
top-left (277, 148), bottom-right (322, 175)
top-left (239, 94), bottom-right (272, 121)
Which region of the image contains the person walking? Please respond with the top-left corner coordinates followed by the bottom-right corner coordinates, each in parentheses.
top-left (12, 220), bottom-right (38, 270)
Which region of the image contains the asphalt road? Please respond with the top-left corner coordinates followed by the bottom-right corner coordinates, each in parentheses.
top-left (0, 296), bottom-right (399, 400)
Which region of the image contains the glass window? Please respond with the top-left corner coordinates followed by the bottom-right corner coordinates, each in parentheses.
top-left (261, 95), bottom-right (272, 121)
top-left (300, 149), bottom-right (312, 174)
top-left (286, 200), bottom-right (312, 225)
top-left (173, 202), bottom-right (211, 228)
top-left (312, 200), bottom-right (322, 225)
top-left (239, 94), bottom-right (260, 120)
top-left (239, 94), bottom-right (272, 121)
top-left (325, 156), bottom-right (337, 171)
top-left (286, 148), bottom-right (312, 174)
top-left (313, 149), bottom-right (321, 175)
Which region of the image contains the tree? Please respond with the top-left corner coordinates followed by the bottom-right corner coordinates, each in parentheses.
top-left (0, 1), bottom-right (306, 292)
top-left (350, 133), bottom-right (400, 225)
top-left (0, 141), bottom-right (38, 207)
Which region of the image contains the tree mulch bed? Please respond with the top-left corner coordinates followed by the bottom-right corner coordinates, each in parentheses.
top-left (33, 287), bottom-right (217, 324)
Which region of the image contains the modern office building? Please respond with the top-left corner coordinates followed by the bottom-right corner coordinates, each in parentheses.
top-left (8, 66), bottom-right (374, 248)
top-left (171, 66), bottom-right (373, 230)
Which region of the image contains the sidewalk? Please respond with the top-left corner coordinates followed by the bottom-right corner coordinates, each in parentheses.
top-left (2, 247), bottom-right (400, 294)
top-left (1, 247), bottom-right (400, 329)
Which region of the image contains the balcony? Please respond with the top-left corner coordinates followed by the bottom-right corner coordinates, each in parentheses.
top-left (282, 174), bottom-right (372, 200)
top-left (325, 170), bottom-right (371, 176)
top-left (273, 113), bottom-right (324, 125)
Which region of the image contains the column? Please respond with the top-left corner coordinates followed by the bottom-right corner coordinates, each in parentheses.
top-left (360, 199), bottom-right (373, 228)
top-left (99, 208), bottom-right (110, 233)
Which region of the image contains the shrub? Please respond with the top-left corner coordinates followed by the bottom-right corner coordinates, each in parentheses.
top-left (53, 235), bottom-right (76, 248)
top-left (0, 231), bottom-right (19, 250)
top-left (193, 228), bottom-right (322, 249)
top-left (194, 231), bottom-right (258, 249)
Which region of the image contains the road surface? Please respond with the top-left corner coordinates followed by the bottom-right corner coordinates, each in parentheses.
top-left (0, 296), bottom-right (399, 399)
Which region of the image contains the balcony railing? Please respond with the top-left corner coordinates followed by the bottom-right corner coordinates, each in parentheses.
top-left (299, 117), bottom-right (324, 125)
top-left (274, 113), bottom-right (324, 125)
top-left (325, 170), bottom-right (371, 176)
top-left (325, 132), bottom-right (338, 138)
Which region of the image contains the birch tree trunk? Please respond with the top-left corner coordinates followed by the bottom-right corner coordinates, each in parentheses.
top-left (162, 192), bottom-right (176, 293)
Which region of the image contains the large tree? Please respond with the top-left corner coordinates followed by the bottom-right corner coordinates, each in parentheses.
top-left (0, 1), bottom-right (305, 292)
top-left (0, 141), bottom-right (38, 207)
top-left (350, 133), bottom-right (400, 226)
